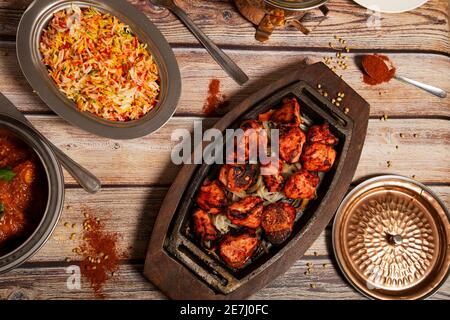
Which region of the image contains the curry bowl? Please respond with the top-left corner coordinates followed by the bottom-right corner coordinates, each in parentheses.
top-left (0, 115), bottom-right (64, 274)
top-left (16, 0), bottom-right (181, 139)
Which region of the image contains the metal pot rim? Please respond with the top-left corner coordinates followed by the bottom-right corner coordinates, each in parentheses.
top-left (264, 0), bottom-right (328, 11)
top-left (0, 115), bottom-right (65, 274)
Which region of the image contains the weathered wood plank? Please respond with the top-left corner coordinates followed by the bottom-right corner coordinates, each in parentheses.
top-left (24, 116), bottom-right (450, 185)
top-left (27, 186), bottom-right (450, 263)
top-left (1, 0), bottom-right (449, 54)
top-left (1, 43), bottom-right (449, 118)
top-left (1, 256), bottom-right (449, 300)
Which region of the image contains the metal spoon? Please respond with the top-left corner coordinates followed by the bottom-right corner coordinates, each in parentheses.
top-left (149, 0), bottom-right (249, 85)
top-left (394, 74), bottom-right (447, 98)
top-left (0, 93), bottom-right (101, 194)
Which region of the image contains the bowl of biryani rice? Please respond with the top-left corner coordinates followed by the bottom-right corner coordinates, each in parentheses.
top-left (17, 0), bottom-right (181, 139)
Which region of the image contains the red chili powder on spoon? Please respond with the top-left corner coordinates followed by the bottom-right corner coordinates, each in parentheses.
top-left (362, 54), bottom-right (396, 85)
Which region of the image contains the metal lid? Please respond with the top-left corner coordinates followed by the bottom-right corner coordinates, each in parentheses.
top-left (264, 0), bottom-right (328, 11)
top-left (333, 175), bottom-right (450, 300)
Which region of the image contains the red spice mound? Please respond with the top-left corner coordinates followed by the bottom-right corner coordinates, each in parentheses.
top-left (362, 54), bottom-right (396, 85)
top-left (203, 79), bottom-right (227, 115)
top-left (78, 214), bottom-right (122, 298)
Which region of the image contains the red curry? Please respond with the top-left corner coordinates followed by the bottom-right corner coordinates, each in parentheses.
top-left (0, 131), bottom-right (47, 255)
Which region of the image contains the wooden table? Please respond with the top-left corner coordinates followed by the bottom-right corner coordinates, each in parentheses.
top-left (0, 0), bottom-right (449, 300)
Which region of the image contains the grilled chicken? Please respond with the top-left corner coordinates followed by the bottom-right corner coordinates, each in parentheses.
top-left (261, 202), bottom-right (296, 245)
top-left (196, 179), bottom-right (228, 210)
top-left (262, 160), bottom-right (284, 192)
top-left (307, 123), bottom-right (338, 146)
top-left (219, 164), bottom-right (257, 193)
top-left (284, 169), bottom-right (320, 200)
top-left (219, 232), bottom-right (260, 269)
top-left (192, 209), bottom-right (218, 245)
top-left (279, 126), bottom-right (306, 163)
top-left (238, 120), bottom-right (268, 160)
top-left (270, 98), bottom-right (301, 126)
top-left (301, 142), bottom-right (337, 172)
top-left (227, 196), bottom-right (263, 229)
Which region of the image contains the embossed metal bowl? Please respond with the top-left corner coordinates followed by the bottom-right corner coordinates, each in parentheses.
top-left (333, 175), bottom-right (450, 300)
top-left (16, 0), bottom-right (181, 139)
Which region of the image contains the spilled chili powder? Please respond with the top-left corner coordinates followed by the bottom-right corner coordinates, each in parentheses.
top-left (362, 54), bottom-right (396, 85)
top-left (203, 79), bottom-right (228, 115)
top-left (76, 211), bottom-right (122, 298)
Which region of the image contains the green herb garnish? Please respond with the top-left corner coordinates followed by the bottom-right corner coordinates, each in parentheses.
top-left (0, 168), bottom-right (16, 182)
top-left (0, 203), bottom-right (4, 219)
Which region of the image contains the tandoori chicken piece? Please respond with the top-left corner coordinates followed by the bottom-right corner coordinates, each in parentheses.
top-left (279, 126), bottom-right (306, 163)
top-left (261, 160), bottom-right (284, 192)
top-left (196, 179), bottom-right (228, 210)
top-left (270, 98), bottom-right (301, 126)
top-left (284, 169), bottom-right (320, 200)
top-left (261, 202), bottom-right (296, 245)
top-left (192, 209), bottom-right (218, 245)
top-left (219, 232), bottom-right (260, 269)
top-left (227, 196), bottom-right (263, 229)
top-left (306, 123), bottom-right (339, 146)
top-left (301, 142), bottom-right (337, 172)
top-left (230, 120), bottom-right (268, 163)
top-left (219, 164), bottom-right (257, 193)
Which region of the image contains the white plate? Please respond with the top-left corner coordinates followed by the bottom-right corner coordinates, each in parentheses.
top-left (353, 0), bottom-right (429, 13)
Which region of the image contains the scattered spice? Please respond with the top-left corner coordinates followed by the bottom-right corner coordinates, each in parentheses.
top-left (387, 160), bottom-right (392, 168)
top-left (361, 54), bottom-right (396, 85)
top-left (310, 283), bottom-right (317, 289)
top-left (324, 35), bottom-right (351, 78)
top-left (71, 210), bottom-right (124, 298)
top-left (400, 133), bottom-right (405, 138)
top-left (203, 79), bottom-right (228, 115)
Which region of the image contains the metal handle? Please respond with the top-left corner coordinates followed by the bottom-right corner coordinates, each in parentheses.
top-left (395, 75), bottom-right (447, 98)
top-left (50, 145), bottom-right (101, 194)
top-left (168, 3), bottom-right (249, 85)
top-left (0, 92), bottom-right (101, 194)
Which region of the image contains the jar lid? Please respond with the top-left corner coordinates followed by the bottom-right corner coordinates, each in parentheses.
top-left (333, 175), bottom-right (450, 300)
top-left (264, 0), bottom-right (328, 11)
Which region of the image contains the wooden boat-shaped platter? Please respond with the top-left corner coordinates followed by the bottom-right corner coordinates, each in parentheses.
top-left (144, 62), bottom-right (370, 299)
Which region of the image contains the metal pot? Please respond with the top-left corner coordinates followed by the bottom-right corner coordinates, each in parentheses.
top-left (235, 0), bottom-right (329, 42)
top-left (0, 115), bottom-right (64, 274)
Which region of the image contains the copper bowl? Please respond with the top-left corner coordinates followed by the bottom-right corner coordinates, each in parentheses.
top-left (333, 175), bottom-right (450, 300)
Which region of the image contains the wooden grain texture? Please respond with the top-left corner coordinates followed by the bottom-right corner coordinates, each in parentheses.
top-left (0, 186), bottom-right (447, 300)
top-left (23, 115), bottom-right (450, 186)
top-left (1, 257), bottom-right (449, 300)
top-left (1, 42), bottom-right (449, 118)
top-left (0, 0), bottom-right (449, 301)
top-left (0, 0), bottom-right (449, 54)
